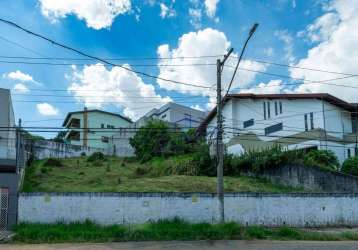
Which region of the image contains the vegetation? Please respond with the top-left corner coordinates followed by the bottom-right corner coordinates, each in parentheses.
top-left (12, 219), bottom-right (358, 243)
top-left (22, 130), bottom-right (45, 141)
top-left (21, 154), bottom-right (304, 193)
top-left (52, 131), bottom-right (67, 143)
top-left (129, 120), bottom-right (199, 162)
top-left (220, 146), bottom-right (340, 175)
top-left (342, 156), bottom-right (358, 176)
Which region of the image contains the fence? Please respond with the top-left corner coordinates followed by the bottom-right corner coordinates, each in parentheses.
top-left (25, 140), bottom-right (109, 160)
top-left (18, 192), bottom-right (358, 227)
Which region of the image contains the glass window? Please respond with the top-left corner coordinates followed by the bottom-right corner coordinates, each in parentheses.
top-left (275, 102), bottom-right (278, 116)
top-left (264, 123), bottom-right (283, 135)
top-left (101, 124), bottom-right (104, 128)
top-left (310, 112), bottom-right (314, 130)
top-left (263, 102), bottom-right (266, 120)
top-left (243, 119), bottom-right (254, 128)
top-left (267, 102), bottom-right (271, 119)
top-left (304, 114), bottom-right (308, 131)
top-left (101, 136), bottom-right (109, 143)
top-left (348, 148), bottom-right (351, 158)
top-left (279, 101), bottom-right (283, 114)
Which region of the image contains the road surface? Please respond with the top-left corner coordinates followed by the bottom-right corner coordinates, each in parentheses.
top-left (2, 241), bottom-right (358, 250)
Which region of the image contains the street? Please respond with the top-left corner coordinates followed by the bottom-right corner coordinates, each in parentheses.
top-left (2, 241), bottom-right (358, 250)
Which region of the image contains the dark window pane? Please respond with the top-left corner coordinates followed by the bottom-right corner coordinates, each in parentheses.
top-left (348, 148), bottom-right (351, 158)
top-left (265, 122), bottom-right (283, 135)
top-left (267, 102), bottom-right (271, 119)
top-left (243, 119), bottom-right (254, 128)
top-left (279, 101), bottom-right (283, 114)
top-left (263, 102), bottom-right (266, 120)
top-left (310, 112), bottom-right (314, 129)
top-left (304, 114), bottom-right (308, 131)
top-left (275, 102), bottom-right (278, 116)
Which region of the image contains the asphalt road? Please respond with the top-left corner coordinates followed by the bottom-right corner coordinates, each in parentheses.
top-left (2, 241), bottom-right (358, 250)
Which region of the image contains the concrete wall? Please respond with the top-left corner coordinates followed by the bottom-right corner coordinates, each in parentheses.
top-left (18, 192), bottom-right (358, 227)
top-left (26, 140), bottom-right (109, 160)
top-left (0, 174), bottom-right (18, 229)
top-left (0, 88), bottom-right (16, 160)
top-left (261, 164), bottom-right (358, 193)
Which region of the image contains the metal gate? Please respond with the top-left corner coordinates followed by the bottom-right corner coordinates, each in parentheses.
top-left (0, 188), bottom-right (9, 230)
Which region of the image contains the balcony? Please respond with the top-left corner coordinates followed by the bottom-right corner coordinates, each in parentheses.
top-left (66, 118), bottom-right (81, 129)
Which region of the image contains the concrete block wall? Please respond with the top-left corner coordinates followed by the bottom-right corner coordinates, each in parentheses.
top-left (18, 192), bottom-right (358, 227)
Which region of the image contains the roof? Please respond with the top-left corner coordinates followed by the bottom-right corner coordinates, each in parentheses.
top-left (198, 93), bottom-right (358, 134)
top-left (62, 109), bottom-right (132, 126)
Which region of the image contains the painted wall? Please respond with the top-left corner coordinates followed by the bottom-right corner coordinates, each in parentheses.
top-left (65, 112), bottom-right (132, 149)
top-left (18, 192), bottom-right (358, 227)
top-left (0, 88), bottom-right (16, 160)
top-left (207, 98), bottom-right (356, 163)
top-left (27, 140), bottom-right (109, 160)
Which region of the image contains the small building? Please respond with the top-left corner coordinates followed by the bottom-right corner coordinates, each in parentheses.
top-left (139, 102), bottom-right (207, 130)
top-left (62, 109), bottom-right (132, 150)
top-left (199, 93), bottom-right (358, 164)
top-left (0, 88), bottom-right (19, 230)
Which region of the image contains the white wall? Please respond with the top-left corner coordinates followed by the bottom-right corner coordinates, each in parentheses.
top-left (18, 193), bottom-right (358, 227)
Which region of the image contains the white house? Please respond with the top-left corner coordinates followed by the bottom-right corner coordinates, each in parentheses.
top-left (200, 93), bottom-right (358, 164)
top-left (63, 108), bottom-right (132, 150)
top-left (139, 102), bottom-right (207, 129)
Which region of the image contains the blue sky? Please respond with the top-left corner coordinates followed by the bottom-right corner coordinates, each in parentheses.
top-left (0, 0), bottom-right (357, 138)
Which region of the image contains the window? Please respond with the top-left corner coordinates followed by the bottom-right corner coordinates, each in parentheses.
top-left (355, 147), bottom-right (358, 156)
top-left (263, 102), bottom-right (266, 120)
top-left (267, 102), bottom-right (271, 119)
top-left (304, 114), bottom-right (308, 131)
top-left (101, 136), bottom-right (109, 143)
top-left (161, 114), bottom-right (167, 119)
top-left (279, 101), bottom-right (283, 114)
top-left (101, 124), bottom-right (104, 128)
top-left (107, 125), bottom-right (115, 129)
top-left (265, 123), bottom-right (283, 135)
top-left (275, 102), bottom-right (278, 116)
top-left (310, 112), bottom-right (314, 130)
top-left (243, 119), bottom-right (254, 128)
top-left (348, 148), bottom-right (351, 158)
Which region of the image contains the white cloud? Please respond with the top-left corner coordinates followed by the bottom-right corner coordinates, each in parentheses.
top-left (240, 80), bottom-right (285, 94)
top-left (39, 0), bottom-right (131, 29)
top-left (299, 12), bottom-right (340, 42)
top-left (36, 103), bottom-right (59, 116)
top-left (4, 70), bottom-right (35, 82)
top-left (275, 30), bottom-right (295, 64)
top-left (291, 0), bottom-right (358, 102)
top-left (188, 8), bottom-right (202, 29)
top-left (204, 0), bottom-right (219, 18)
top-left (13, 83), bottom-right (30, 93)
top-left (68, 64), bottom-right (172, 120)
top-left (159, 3), bottom-right (175, 18)
top-left (263, 47), bottom-right (274, 57)
top-left (156, 28), bottom-right (266, 105)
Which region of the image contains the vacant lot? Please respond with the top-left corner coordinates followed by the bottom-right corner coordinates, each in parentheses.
top-left (22, 155), bottom-right (305, 193)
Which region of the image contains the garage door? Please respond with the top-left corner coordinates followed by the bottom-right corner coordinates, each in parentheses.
top-left (0, 188), bottom-right (9, 231)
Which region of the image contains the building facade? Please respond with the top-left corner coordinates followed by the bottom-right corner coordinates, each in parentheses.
top-left (201, 93), bottom-right (358, 164)
top-left (63, 109), bottom-right (132, 150)
top-left (0, 88), bottom-right (19, 230)
top-left (141, 102), bottom-right (207, 129)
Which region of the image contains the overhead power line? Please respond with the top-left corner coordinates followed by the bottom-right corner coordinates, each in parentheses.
top-left (0, 18), bottom-right (212, 90)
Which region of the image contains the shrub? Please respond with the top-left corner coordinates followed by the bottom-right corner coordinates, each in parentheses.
top-left (43, 158), bottom-right (63, 168)
top-left (87, 152), bottom-right (105, 162)
top-left (135, 166), bottom-right (148, 176)
top-left (40, 168), bottom-right (49, 174)
top-left (129, 120), bottom-right (199, 162)
top-left (342, 156), bottom-right (358, 176)
top-left (303, 150), bottom-right (339, 171)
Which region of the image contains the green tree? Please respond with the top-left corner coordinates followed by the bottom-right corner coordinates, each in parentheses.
top-left (342, 156), bottom-right (358, 176)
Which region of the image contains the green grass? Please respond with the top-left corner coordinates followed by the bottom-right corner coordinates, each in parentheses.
top-left (22, 155), bottom-right (306, 193)
top-left (12, 220), bottom-right (357, 243)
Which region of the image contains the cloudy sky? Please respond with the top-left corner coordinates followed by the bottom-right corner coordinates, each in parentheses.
top-left (0, 0), bottom-right (358, 137)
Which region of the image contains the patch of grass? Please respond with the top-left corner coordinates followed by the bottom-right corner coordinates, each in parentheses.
top-left (22, 155), bottom-right (307, 193)
top-left (12, 220), bottom-right (358, 243)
